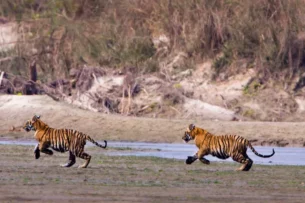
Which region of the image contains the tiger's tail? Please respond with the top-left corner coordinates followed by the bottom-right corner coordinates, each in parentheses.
top-left (86, 135), bottom-right (107, 149)
top-left (248, 142), bottom-right (274, 158)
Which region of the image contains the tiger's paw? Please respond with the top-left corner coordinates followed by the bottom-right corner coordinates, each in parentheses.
top-left (185, 156), bottom-right (195, 165)
top-left (61, 161), bottom-right (76, 168)
top-left (34, 150), bottom-right (40, 159)
top-left (35, 152), bottom-right (40, 159)
top-left (78, 164), bottom-right (88, 169)
top-left (200, 159), bottom-right (210, 165)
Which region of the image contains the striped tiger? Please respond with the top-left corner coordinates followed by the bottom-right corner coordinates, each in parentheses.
top-left (23, 115), bottom-right (107, 168)
top-left (182, 124), bottom-right (275, 171)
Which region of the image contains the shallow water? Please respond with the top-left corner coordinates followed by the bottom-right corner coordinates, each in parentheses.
top-left (1, 140), bottom-right (304, 166)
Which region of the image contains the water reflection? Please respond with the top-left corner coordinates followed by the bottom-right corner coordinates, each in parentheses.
top-left (0, 140), bottom-right (304, 166)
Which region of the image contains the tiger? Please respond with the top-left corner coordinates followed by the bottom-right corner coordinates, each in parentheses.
top-left (182, 124), bottom-right (275, 171)
top-left (23, 115), bottom-right (107, 168)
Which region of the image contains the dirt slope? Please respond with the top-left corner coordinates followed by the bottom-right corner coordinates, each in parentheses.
top-left (0, 95), bottom-right (305, 147)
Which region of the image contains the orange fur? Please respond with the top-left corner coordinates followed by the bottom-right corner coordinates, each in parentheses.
top-left (182, 124), bottom-right (275, 171)
top-left (23, 115), bottom-right (107, 168)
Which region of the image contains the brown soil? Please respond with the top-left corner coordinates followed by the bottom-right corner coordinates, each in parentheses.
top-left (0, 145), bottom-right (305, 203)
top-left (1, 95), bottom-right (305, 147)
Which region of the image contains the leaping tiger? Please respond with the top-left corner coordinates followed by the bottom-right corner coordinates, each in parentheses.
top-left (23, 115), bottom-right (107, 168)
top-left (182, 124), bottom-right (275, 171)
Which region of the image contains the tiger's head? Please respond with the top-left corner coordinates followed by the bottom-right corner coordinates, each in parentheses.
top-left (23, 115), bottom-right (41, 132)
top-left (23, 120), bottom-right (34, 132)
top-left (182, 124), bottom-right (196, 143)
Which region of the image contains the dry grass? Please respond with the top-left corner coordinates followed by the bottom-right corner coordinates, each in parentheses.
top-left (1, 0), bottom-right (305, 84)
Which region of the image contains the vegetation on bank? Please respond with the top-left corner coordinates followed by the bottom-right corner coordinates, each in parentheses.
top-left (1, 0), bottom-right (305, 86)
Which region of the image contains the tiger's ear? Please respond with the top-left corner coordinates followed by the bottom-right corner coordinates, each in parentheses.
top-left (32, 115), bottom-right (40, 122)
top-left (189, 124), bottom-right (195, 131)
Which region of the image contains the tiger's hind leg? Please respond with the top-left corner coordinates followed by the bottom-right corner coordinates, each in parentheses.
top-left (232, 153), bottom-right (253, 171)
top-left (243, 158), bottom-right (253, 171)
top-left (242, 154), bottom-right (253, 171)
top-left (61, 151), bottom-right (76, 167)
top-left (77, 152), bottom-right (91, 168)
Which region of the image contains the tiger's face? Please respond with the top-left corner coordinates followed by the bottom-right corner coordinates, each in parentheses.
top-left (23, 120), bottom-right (35, 132)
top-left (23, 115), bottom-right (41, 132)
top-left (182, 124), bottom-right (196, 143)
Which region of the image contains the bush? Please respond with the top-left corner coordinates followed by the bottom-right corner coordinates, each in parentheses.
top-left (1, 0), bottom-right (305, 83)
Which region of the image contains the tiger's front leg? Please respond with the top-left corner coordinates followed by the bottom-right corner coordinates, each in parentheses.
top-left (34, 144), bottom-right (40, 159)
top-left (39, 142), bottom-right (53, 156)
top-left (186, 155), bottom-right (198, 164)
top-left (197, 148), bottom-right (210, 165)
top-left (185, 152), bottom-right (198, 164)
